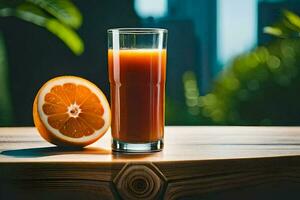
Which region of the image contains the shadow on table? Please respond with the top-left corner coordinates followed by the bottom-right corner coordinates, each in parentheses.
top-left (1, 146), bottom-right (111, 158)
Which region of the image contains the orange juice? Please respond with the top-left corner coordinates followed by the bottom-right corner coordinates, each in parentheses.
top-left (108, 49), bottom-right (166, 143)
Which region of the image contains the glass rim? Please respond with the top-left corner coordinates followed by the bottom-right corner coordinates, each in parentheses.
top-left (107, 28), bottom-right (167, 34)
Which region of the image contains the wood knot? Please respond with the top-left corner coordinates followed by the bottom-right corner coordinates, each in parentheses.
top-left (114, 164), bottom-right (165, 200)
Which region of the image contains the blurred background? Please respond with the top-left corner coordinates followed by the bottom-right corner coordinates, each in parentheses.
top-left (1, 0), bottom-right (300, 126)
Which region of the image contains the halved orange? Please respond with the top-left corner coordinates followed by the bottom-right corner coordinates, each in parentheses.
top-left (33, 76), bottom-right (111, 147)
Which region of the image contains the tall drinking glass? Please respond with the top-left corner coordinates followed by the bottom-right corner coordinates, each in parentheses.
top-left (108, 28), bottom-right (167, 152)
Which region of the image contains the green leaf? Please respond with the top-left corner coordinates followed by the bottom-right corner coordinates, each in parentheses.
top-left (263, 26), bottom-right (284, 37)
top-left (17, 3), bottom-right (84, 54)
top-left (0, 32), bottom-right (13, 125)
top-left (26, 0), bottom-right (82, 28)
top-left (15, 3), bottom-right (47, 26)
top-left (0, 3), bottom-right (84, 55)
top-left (46, 19), bottom-right (84, 55)
top-left (283, 10), bottom-right (300, 31)
top-left (17, 2), bottom-right (48, 17)
top-left (264, 10), bottom-right (300, 39)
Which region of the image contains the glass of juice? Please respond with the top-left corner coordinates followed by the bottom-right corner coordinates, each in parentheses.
top-left (108, 28), bottom-right (167, 152)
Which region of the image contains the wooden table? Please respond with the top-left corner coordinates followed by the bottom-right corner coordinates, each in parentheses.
top-left (1, 127), bottom-right (300, 200)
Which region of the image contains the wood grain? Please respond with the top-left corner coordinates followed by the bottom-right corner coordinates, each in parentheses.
top-left (1, 127), bottom-right (300, 199)
top-left (2, 127), bottom-right (300, 162)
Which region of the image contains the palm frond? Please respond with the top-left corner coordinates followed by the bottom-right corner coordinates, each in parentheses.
top-left (0, 2), bottom-right (84, 55)
top-left (27, 0), bottom-right (82, 28)
top-left (46, 19), bottom-right (84, 55)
